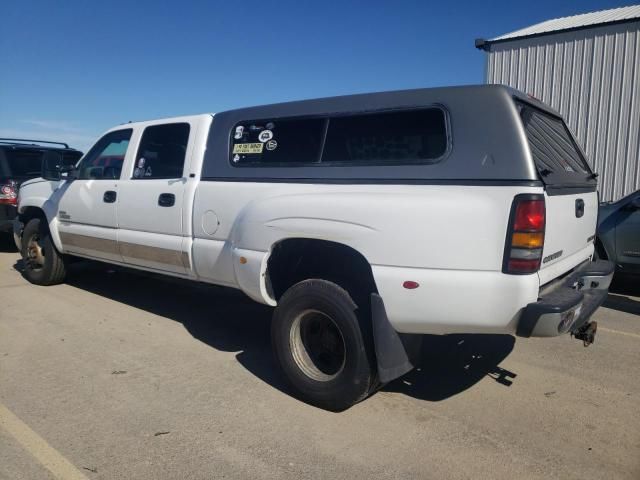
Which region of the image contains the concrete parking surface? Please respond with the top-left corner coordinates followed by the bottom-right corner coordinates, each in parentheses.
top-left (1, 246), bottom-right (639, 480)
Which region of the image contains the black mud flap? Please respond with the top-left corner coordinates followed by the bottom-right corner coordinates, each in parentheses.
top-left (371, 294), bottom-right (421, 384)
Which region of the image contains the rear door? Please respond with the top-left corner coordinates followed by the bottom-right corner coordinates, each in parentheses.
top-left (518, 102), bottom-right (599, 284)
top-left (116, 122), bottom-right (194, 274)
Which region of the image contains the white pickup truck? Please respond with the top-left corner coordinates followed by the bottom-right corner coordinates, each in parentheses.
top-left (14, 85), bottom-right (614, 410)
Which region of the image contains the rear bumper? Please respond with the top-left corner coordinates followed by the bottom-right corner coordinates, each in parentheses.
top-left (517, 260), bottom-right (614, 337)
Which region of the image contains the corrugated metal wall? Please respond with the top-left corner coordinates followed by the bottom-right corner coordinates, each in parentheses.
top-left (486, 21), bottom-right (640, 201)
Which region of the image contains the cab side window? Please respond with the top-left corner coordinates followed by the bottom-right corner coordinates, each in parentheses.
top-left (77, 129), bottom-right (132, 180)
top-left (133, 123), bottom-right (190, 180)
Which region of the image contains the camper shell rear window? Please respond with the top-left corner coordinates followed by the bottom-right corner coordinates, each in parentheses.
top-left (517, 101), bottom-right (595, 187)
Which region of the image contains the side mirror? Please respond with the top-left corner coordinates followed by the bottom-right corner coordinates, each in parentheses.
top-left (629, 197), bottom-right (640, 210)
top-left (42, 151), bottom-right (64, 180)
top-left (58, 164), bottom-right (78, 179)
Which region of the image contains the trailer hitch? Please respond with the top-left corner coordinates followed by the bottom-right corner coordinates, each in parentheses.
top-left (573, 321), bottom-right (597, 347)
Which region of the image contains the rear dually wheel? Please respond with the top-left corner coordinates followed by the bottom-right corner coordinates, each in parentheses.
top-left (271, 279), bottom-right (375, 411)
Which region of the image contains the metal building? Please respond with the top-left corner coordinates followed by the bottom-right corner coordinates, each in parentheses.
top-left (476, 5), bottom-right (640, 201)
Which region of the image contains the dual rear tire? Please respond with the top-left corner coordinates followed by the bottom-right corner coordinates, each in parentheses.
top-left (272, 279), bottom-right (377, 411)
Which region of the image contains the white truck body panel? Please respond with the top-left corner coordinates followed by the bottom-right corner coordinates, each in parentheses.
top-left (191, 181), bottom-right (545, 332)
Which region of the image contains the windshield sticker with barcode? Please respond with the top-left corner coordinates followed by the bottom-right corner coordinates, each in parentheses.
top-left (233, 143), bottom-right (264, 154)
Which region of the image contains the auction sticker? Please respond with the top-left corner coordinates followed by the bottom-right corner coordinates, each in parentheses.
top-left (233, 143), bottom-right (264, 154)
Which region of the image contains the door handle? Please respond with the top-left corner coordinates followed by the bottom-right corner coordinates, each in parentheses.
top-left (103, 191), bottom-right (117, 203)
top-left (575, 199), bottom-right (585, 218)
top-left (158, 193), bottom-right (175, 207)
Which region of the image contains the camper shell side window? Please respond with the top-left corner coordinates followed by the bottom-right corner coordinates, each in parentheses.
top-left (229, 107), bottom-right (449, 168)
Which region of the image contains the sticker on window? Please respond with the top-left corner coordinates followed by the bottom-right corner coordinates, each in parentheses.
top-left (266, 140), bottom-right (278, 151)
top-left (233, 143), bottom-right (264, 154)
top-left (258, 130), bottom-right (273, 143)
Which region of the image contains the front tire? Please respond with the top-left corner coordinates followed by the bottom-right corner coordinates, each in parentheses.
top-left (20, 218), bottom-right (66, 285)
top-left (271, 279), bottom-right (375, 411)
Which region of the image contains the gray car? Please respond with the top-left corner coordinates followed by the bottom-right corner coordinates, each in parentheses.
top-left (596, 190), bottom-right (640, 276)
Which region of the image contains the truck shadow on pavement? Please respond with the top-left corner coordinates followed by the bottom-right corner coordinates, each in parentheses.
top-left (15, 259), bottom-right (518, 405)
top-left (384, 334), bottom-right (516, 401)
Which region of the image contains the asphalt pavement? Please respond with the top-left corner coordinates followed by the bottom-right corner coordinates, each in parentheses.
top-left (1, 246), bottom-right (639, 479)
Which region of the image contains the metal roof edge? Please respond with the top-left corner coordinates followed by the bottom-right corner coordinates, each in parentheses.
top-left (478, 16), bottom-right (640, 49)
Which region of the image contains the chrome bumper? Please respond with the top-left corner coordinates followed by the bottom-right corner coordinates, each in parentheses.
top-left (517, 260), bottom-right (615, 338)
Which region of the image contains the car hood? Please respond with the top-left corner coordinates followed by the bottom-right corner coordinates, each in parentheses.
top-left (19, 177), bottom-right (47, 188)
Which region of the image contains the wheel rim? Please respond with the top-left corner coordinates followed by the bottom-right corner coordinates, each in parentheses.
top-left (289, 309), bottom-right (346, 382)
top-left (25, 233), bottom-right (45, 271)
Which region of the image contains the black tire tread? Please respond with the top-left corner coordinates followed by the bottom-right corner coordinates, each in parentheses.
top-left (272, 279), bottom-right (376, 411)
top-left (21, 218), bottom-right (66, 286)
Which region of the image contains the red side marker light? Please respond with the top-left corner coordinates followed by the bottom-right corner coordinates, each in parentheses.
top-left (403, 281), bottom-right (419, 289)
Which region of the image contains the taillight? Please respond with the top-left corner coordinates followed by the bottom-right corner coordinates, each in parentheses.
top-left (503, 194), bottom-right (545, 274)
top-left (0, 181), bottom-right (18, 206)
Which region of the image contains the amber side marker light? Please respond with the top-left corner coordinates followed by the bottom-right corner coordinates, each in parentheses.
top-left (503, 194), bottom-right (546, 274)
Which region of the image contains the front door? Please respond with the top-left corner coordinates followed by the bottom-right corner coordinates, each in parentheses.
top-left (116, 122), bottom-right (192, 274)
top-left (56, 129), bottom-right (132, 262)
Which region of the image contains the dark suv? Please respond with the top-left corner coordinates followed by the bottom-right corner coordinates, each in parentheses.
top-left (0, 139), bottom-right (82, 237)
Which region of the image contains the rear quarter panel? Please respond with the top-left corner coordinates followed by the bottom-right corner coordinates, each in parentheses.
top-left (192, 182), bottom-right (543, 333)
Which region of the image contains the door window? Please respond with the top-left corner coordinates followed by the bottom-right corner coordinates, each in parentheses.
top-left (133, 123), bottom-right (190, 179)
top-left (77, 129), bottom-right (132, 180)
top-left (2, 149), bottom-right (43, 178)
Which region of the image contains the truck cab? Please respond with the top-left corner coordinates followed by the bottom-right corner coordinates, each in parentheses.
top-left (15, 115), bottom-right (212, 275)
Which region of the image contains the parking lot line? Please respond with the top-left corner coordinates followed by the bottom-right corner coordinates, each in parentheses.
top-left (0, 402), bottom-right (89, 480)
top-left (599, 326), bottom-right (640, 339)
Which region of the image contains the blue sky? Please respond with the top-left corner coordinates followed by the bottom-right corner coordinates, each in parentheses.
top-left (1, 0), bottom-right (635, 151)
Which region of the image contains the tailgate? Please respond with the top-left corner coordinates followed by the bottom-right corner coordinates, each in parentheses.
top-left (540, 191), bottom-right (597, 283)
top-left (517, 101), bottom-right (599, 284)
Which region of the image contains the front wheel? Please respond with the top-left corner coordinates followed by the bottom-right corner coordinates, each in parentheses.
top-left (271, 279), bottom-right (375, 411)
top-left (20, 218), bottom-right (66, 285)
